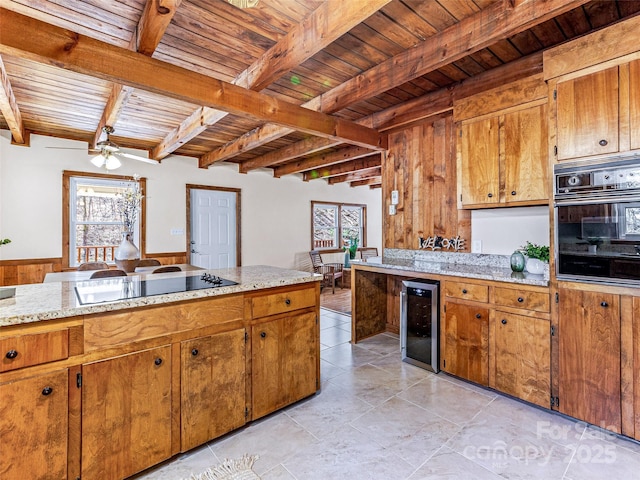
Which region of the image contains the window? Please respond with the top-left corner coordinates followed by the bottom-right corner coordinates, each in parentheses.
top-left (620, 203), bottom-right (640, 240)
top-left (63, 171), bottom-right (146, 268)
top-left (311, 201), bottom-right (366, 250)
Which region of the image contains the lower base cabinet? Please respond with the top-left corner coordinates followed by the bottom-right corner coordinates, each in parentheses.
top-left (0, 369), bottom-right (68, 479)
top-left (443, 301), bottom-right (489, 386)
top-left (491, 311), bottom-right (549, 408)
top-left (180, 328), bottom-right (247, 451)
top-left (252, 311), bottom-right (318, 419)
top-left (81, 346), bottom-right (172, 480)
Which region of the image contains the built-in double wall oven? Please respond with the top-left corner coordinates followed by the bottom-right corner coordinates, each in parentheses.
top-left (555, 157), bottom-right (640, 284)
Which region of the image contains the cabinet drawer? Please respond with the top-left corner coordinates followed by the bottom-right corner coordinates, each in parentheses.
top-left (444, 281), bottom-right (488, 303)
top-left (1, 329), bottom-right (69, 372)
top-left (252, 287), bottom-right (316, 318)
top-left (493, 287), bottom-right (550, 312)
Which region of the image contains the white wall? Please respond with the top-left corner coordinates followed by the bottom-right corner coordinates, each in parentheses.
top-left (471, 206), bottom-right (550, 255)
top-left (0, 130), bottom-right (382, 270)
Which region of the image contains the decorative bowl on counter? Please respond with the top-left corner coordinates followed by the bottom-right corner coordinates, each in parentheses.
top-left (525, 258), bottom-right (546, 275)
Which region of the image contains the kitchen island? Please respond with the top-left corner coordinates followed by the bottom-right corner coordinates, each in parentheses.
top-left (0, 265), bottom-right (321, 480)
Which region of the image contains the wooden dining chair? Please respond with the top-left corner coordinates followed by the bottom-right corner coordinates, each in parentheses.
top-left (89, 269), bottom-right (127, 279)
top-left (360, 247), bottom-right (379, 262)
top-left (152, 265), bottom-right (182, 273)
top-left (137, 258), bottom-right (161, 267)
top-left (78, 261), bottom-right (109, 271)
top-left (309, 250), bottom-right (343, 294)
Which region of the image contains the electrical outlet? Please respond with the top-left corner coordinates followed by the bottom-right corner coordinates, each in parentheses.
top-left (471, 240), bottom-right (482, 253)
top-left (391, 190), bottom-right (399, 205)
top-left (388, 204), bottom-right (396, 215)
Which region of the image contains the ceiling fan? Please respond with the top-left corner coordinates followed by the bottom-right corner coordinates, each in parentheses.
top-left (90, 126), bottom-right (159, 170)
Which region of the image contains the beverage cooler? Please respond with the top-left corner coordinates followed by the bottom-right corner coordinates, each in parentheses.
top-left (400, 279), bottom-right (440, 373)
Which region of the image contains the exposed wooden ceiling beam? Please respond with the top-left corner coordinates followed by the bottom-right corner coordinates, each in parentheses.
top-left (327, 168), bottom-right (382, 185)
top-left (303, 154), bottom-right (381, 180)
top-left (0, 8), bottom-right (386, 151)
top-left (349, 177), bottom-right (382, 188)
top-left (91, 0), bottom-right (182, 148)
top-left (200, 0), bottom-right (586, 167)
top-left (273, 146), bottom-right (376, 178)
top-left (253, 52), bottom-right (543, 174)
top-left (0, 55), bottom-right (25, 144)
top-left (157, 0), bottom-right (390, 161)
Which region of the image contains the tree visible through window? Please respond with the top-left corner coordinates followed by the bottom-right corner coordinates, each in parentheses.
top-left (64, 172), bottom-right (144, 267)
top-left (312, 202), bottom-right (366, 250)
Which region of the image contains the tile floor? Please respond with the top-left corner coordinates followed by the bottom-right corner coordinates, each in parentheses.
top-left (134, 308), bottom-right (640, 480)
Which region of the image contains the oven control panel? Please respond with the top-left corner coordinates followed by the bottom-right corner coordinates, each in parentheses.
top-left (555, 158), bottom-right (640, 200)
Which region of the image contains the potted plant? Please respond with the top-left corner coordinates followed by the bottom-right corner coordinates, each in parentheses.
top-left (520, 241), bottom-right (549, 274)
top-left (0, 238), bottom-right (15, 299)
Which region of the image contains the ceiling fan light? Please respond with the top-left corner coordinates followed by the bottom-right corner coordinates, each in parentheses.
top-left (227, 0), bottom-right (259, 8)
top-left (104, 154), bottom-right (122, 170)
top-left (90, 153), bottom-right (106, 168)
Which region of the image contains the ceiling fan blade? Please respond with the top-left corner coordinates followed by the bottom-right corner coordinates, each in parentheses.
top-left (115, 152), bottom-right (160, 165)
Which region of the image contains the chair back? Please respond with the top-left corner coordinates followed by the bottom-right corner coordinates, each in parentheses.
top-left (360, 247), bottom-right (379, 261)
top-left (152, 265), bottom-right (182, 274)
top-left (137, 258), bottom-right (161, 267)
top-left (309, 250), bottom-right (324, 272)
top-left (78, 261), bottom-right (109, 271)
top-left (90, 269), bottom-right (127, 279)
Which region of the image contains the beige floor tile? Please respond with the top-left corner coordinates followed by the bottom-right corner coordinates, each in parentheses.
top-left (328, 363), bottom-right (411, 406)
top-left (398, 375), bottom-right (495, 425)
top-left (131, 443), bottom-right (218, 479)
top-left (261, 464), bottom-right (297, 479)
top-left (408, 447), bottom-right (503, 479)
top-left (321, 342), bottom-right (386, 369)
top-left (285, 381), bottom-right (372, 439)
top-left (355, 332), bottom-right (400, 355)
top-left (320, 357), bottom-right (346, 381)
top-left (320, 314), bottom-right (349, 329)
top-left (369, 352), bottom-right (432, 385)
top-left (350, 396), bottom-right (461, 467)
top-left (320, 326), bottom-right (352, 347)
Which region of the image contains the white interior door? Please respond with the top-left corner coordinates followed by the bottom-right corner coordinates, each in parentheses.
top-left (190, 189), bottom-right (237, 269)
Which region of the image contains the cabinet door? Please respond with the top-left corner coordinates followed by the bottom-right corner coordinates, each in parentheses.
top-left (556, 67), bottom-right (619, 160)
top-left (181, 328), bottom-right (246, 451)
top-left (492, 312), bottom-right (550, 407)
top-left (82, 346), bottom-right (172, 480)
top-left (0, 369), bottom-right (68, 479)
top-left (503, 104), bottom-right (549, 203)
top-left (443, 302), bottom-right (489, 386)
top-left (558, 288), bottom-right (621, 432)
top-left (252, 311), bottom-right (318, 419)
top-left (460, 117), bottom-right (500, 206)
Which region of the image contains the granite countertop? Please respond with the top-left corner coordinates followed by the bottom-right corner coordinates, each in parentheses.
top-left (350, 250), bottom-right (549, 287)
top-left (0, 265), bottom-right (321, 327)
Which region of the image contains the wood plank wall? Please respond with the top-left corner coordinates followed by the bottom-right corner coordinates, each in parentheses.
top-left (383, 113), bottom-right (471, 250)
top-left (0, 252), bottom-right (188, 286)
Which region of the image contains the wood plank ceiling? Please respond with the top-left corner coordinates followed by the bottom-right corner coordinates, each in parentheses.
top-left (1, 0), bottom-right (639, 188)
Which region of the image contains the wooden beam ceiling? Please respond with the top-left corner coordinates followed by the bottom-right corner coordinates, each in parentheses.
top-left (91, 0), bottom-right (182, 148)
top-left (303, 154), bottom-right (382, 180)
top-left (273, 146), bottom-right (376, 178)
top-left (0, 8), bottom-right (386, 152)
top-left (201, 0), bottom-right (589, 168)
top-left (155, 0), bottom-right (391, 161)
top-left (349, 177), bottom-right (382, 188)
top-left (327, 168), bottom-right (382, 185)
top-left (0, 55), bottom-right (25, 144)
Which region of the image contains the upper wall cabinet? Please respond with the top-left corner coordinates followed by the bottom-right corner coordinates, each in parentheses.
top-left (454, 74), bottom-right (549, 209)
top-left (544, 14), bottom-right (640, 163)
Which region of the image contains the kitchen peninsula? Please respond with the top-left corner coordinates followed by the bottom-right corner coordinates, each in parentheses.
top-left (0, 266), bottom-right (321, 480)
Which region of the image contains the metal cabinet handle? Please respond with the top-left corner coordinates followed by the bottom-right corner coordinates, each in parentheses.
top-left (601, 301), bottom-right (608, 307)
top-left (42, 387), bottom-right (53, 396)
top-left (501, 319), bottom-right (507, 325)
top-left (191, 348), bottom-right (199, 356)
top-left (517, 297), bottom-right (524, 303)
top-left (487, 193), bottom-right (493, 198)
top-left (599, 139), bottom-right (608, 146)
top-left (154, 358), bottom-right (163, 366)
top-left (5, 349), bottom-right (18, 359)
top-left (462, 289), bottom-right (468, 294)
top-left (285, 298), bottom-right (291, 305)
top-left (260, 332), bottom-right (266, 338)
top-left (475, 313), bottom-right (482, 319)
top-left (511, 191), bottom-right (517, 196)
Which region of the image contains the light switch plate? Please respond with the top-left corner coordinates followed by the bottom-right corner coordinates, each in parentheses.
top-left (471, 240), bottom-right (482, 253)
top-left (388, 204), bottom-right (396, 215)
top-left (391, 190), bottom-right (399, 205)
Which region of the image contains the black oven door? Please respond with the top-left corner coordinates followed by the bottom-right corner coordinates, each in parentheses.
top-left (556, 201), bottom-right (640, 283)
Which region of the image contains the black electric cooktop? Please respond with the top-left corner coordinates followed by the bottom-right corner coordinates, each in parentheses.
top-left (74, 273), bottom-right (238, 305)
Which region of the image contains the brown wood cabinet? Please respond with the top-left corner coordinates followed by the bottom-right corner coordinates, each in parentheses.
top-left (81, 345), bottom-right (173, 480)
top-left (443, 301), bottom-right (490, 386)
top-left (251, 311), bottom-right (318, 419)
top-left (180, 328), bottom-right (246, 451)
top-left (557, 288), bottom-right (621, 433)
top-left (0, 369), bottom-right (68, 479)
top-left (491, 311), bottom-right (549, 408)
